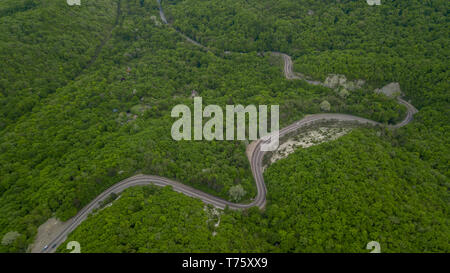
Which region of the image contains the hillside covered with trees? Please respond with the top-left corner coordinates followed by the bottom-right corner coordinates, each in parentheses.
top-left (58, 129), bottom-right (448, 253)
top-left (0, 0), bottom-right (448, 253)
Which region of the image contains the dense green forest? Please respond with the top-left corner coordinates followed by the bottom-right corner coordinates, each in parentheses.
top-left (0, 0), bottom-right (118, 128)
top-left (163, 0), bottom-right (449, 176)
top-left (0, 0), bottom-right (448, 253)
top-left (164, 0), bottom-right (448, 102)
top-left (58, 186), bottom-right (271, 253)
top-left (58, 130), bottom-right (448, 253)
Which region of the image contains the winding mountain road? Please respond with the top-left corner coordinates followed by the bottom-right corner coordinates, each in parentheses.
top-left (39, 1), bottom-right (418, 253)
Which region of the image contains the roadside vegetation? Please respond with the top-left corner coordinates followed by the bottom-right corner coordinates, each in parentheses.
top-left (0, 0), bottom-right (448, 252)
top-left (59, 130), bottom-right (448, 252)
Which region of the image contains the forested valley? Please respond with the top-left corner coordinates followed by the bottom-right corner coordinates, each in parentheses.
top-left (0, 0), bottom-right (448, 253)
top-left (59, 129), bottom-right (448, 253)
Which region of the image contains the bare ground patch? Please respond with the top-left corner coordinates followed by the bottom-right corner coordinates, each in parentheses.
top-left (29, 217), bottom-right (70, 253)
top-left (264, 126), bottom-right (352, 170)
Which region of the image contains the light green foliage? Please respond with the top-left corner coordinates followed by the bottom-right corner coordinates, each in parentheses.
top-left (228, 185), bottom-right (246, 202)
top-left (320, 100), bottom-right (331, 112)
top-left (0, 0), bottom-right (448, 253)
top-left (58, 186), bottom-right (214, 253)
top-left (130, 104), bottom-right (150, 115)
top-left (58, 130), bottom-right (449, 252)
top-left (1, 231), bottom-right (20, 246)
top-left (0, 0), bottom-right (118, 128)
top-left (339, 89), bottom-right (349, 98)
top-left (264, 129), bottom-right (449, 252)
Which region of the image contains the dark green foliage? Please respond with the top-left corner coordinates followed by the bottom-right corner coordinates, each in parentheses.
top-left (0, 0), bottom-right (118, 128)
top-left (263, 129), bottom-right (449, 252)
top-left (57, 130), bottom-right (449, 253)
top-left (97, 193), bottom-right (119, 210)
top-left (58, 186), bottom-right (214, 253)
top-left (164, 0), bottom-right (448, 106)
top-left (0, 0), bottom-right (448, 253)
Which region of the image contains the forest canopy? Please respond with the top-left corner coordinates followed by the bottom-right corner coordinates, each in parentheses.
top-left (0, 0), bottom-right (448, 253)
